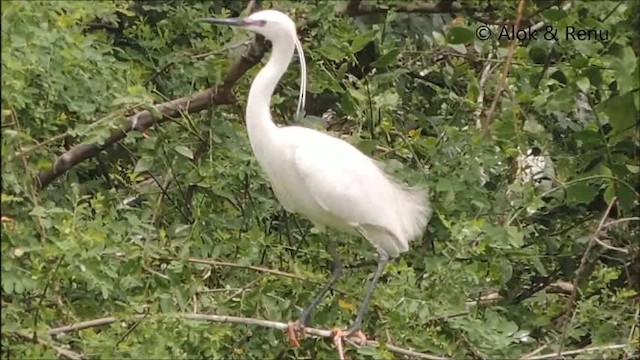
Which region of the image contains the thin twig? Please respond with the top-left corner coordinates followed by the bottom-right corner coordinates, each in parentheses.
top-left (114, 309), bottom-right (149, 349)
top-left (222, 274), bottom-right (267, 303)
top-left (626, 304), bottom-right (640, 358)
top-left (525, 344), bottom-right (629, 360)
top-left (474, 52), bottom-right (499, 129)
top-left (14, 330), bottom-right (83, 360)
top-left (557, 197), bottom-right (618, 355)
top-left (593, 237), bottom-right (629, 254)
top-left (143, 265), bottom-right (170, 280)
top-left (10, 133), bottom-right (68, 161)
top-left (481, 0), bottom-right (527, 136)
top-left (154, 256), bottom-right (305, 280)
top-left (603, 217), bottom-right (640, 228)
top-left (520, 344), bottom-right (548, 359)
top-left (33, 257), bottom-right (64, 342)
top-left (38, 313), bottom-right (450, 360)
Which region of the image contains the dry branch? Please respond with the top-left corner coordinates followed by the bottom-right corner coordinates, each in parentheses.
top-left (153, 255), bottom-right (305, 280)
top-left (14, 330), bottom-right (83, 360)
top-left (522, 344), bottom-right (630, 360)
top-left (39, 313), bottom-right (450, 360)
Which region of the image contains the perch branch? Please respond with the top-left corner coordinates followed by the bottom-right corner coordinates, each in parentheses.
top-left (39, 313), bottom-right (450, 360)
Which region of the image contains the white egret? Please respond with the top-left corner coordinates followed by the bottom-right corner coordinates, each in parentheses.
top-left (201, 10), bottom-right (432, 350)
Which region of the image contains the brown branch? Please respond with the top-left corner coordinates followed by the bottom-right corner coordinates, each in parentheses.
top-left (39, 313), bottom-right (450, 360)
top-left (557, 197), bottom-right (618, 355)
top-left (345, 1), bottom-right (463, 17)
top-left (481, 0), bottom-right (527, 137)
top-left (35, 29), bottom-right (266, 191)
top-left (14, 330), bottom-right (83, 360)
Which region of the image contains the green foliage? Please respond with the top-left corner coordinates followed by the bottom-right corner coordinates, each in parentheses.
top-left (2, 0), bottom-right (638, 359)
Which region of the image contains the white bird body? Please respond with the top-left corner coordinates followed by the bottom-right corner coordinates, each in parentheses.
top-left (261, 125), bottom-right (430, 257)
top-left (202, 9), bottom-right (431, 346)
top-left (241, 18), bottom-right (430, 258)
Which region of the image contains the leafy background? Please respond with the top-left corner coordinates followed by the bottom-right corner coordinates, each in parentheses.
top-left (2, 0), bottom-right (639, 359)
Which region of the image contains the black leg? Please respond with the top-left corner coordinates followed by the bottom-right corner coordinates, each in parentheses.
top-left (297, 241), bottom-right (343, 327)
top-left (345, 249), bottom-right (389, 334)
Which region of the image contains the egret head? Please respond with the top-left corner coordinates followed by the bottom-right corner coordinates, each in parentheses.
top-left (200, 10), bottom-right (297, 42)
top-left (200, 9), bottom-right (307, 120)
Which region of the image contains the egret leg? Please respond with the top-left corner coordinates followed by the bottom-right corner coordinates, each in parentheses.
top-left (298, 241), bottom-right (343, 327)
top-left (345, 249), bottom-right (390, 335)
top-left (287, 241), bottom-right (343, 347)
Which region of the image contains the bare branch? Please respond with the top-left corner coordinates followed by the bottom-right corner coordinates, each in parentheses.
top-left (41, 313), bottom-right (450, 360)
top-left (602, 217), bottom-right (640, 228)
top-left (14, 330), bottom-right (83, 360)
top-left (522, 344), bottom-right (630, 360)
top-left (152, 255), bottom-right (305, 280)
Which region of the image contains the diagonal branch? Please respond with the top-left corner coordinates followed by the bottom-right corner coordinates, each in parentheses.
top-left (481, 0), bottom-right (527, 137)
top-left (14, 330), bottom-right (83, 360)
top-left (35, 26), bottom-right (266, 191)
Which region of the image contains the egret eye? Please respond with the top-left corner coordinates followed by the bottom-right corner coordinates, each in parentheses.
top-left (247, 19), bottom-right (267, 27)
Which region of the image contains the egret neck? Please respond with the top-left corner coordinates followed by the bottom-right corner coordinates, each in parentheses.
top-left (245, 35), bottom-right (295, 162)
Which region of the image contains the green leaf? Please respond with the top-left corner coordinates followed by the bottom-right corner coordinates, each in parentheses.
top-left (576, 77), bottom-right (590, 92)
top-left (174, 145), bottom-right (194, 159)
top-left (542, 8), bottom-right (566, 21)
top-left (626, 164), bottom-right (640, 174)
top-left (617, 182), bottom-right (636, 213)
top-left (134, 158), bottom-right (152, 173)
top-left (372, 48), bottom-right (401, 68)
top-left (601, 92), bottom-right (637, 136)
top-left (446, 27), bottom-right (474, 44)
top-left (603, 183), bottom-right (616, 204)
top-left (532, 257), bottom-right (548, 276)
top-left (351, 31), bottom-right (374, 53)
top-left (566, 182), bottom-right (599, 204)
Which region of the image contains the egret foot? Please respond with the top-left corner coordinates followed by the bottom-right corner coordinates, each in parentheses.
top-left (286, 320), bottom-right (306, 348)
top-left (331, 327), bottom-right (369, 360)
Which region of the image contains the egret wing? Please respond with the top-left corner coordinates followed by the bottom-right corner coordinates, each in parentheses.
top-left (290, 133), bottom-right (392, 230)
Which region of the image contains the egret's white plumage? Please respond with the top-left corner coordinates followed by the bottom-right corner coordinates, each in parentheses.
top-left (201, 9), bottom-right (431, 349)
top-left (240, 10), bottom-right (431, 258)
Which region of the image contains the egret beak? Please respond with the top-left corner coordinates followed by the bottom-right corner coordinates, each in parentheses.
top-left (199, 18), bottom-right (266, 27)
